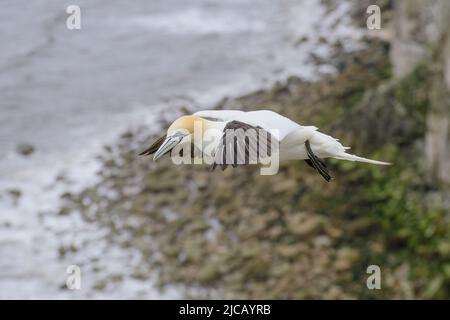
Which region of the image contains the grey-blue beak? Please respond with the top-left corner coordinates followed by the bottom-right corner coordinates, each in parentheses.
top-left (153, 133), bottom-right (185, 161)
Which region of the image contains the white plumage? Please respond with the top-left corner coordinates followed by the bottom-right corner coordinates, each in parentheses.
top-left (139, 109), bottom-right (390, 181)
top-left (194, 110), bottom-right (299, 141)
top-left (193, 110), bottom-right (389, 165)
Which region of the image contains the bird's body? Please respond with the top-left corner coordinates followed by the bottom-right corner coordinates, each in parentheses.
top-left (193, 110), bottom-right (387, 164)
top-left (139, 110), bottom-right (390, 181)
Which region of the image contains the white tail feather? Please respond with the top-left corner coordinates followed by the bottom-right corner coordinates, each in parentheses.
top-left (334, 153), bottom-right (391, 165)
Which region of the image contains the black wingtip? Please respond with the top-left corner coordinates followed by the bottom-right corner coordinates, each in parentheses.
top-left (305, 140), bottom-right (333, 182)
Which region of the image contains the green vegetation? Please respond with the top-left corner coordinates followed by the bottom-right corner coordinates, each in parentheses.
top-left (330, 63), bottom-right (449, 299)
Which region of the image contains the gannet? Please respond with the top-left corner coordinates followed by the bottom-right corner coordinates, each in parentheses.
top-left (139, 110), bottom-right (390, 181)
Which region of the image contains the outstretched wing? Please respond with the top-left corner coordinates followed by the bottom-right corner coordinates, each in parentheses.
top-left (211, 120), bottom-right (278, 171)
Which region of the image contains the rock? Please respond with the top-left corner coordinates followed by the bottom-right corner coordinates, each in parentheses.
top-left (313, 235), bottom-right (332, 248)
top-left (7, 189), bottom-right (22, 199)
top-left (110, 274), bottom-right (124, 283)
top-left (423, 276), bottom-right (444, 299)
top-left (93, 280), bottom-right (107, 291)
top-left (391, 0), bottom-right (450, 186)
top-left (286, 213), bottom-right (324, 237)
top-left (271, 180), bottom-right (297, 193)
top-left (60, 192), bottom-right (73, 200)
top-left (294, 36), bottom-right (309, 47)
top-left (120, 131), bottom-right (134, 140)
top-left (437, 242), bottom-right (450, 257)
top-left (334, 248), bottom-right (359, 271)
top-left (390, 0), bottom-right (450, 79)
top-left (58, 206), bottom-right (72, 216)
top-left (197, 265), bottom-right (220, 284)
top-left (16, 143), bottom-right (35, 156)
top-left (278, 245), bottom-right (303, 258)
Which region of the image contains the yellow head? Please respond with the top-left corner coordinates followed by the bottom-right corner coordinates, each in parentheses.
top-left (167, 115), bottom-right (206, 136)
top-left (153, 115), bottom-right (208, 160)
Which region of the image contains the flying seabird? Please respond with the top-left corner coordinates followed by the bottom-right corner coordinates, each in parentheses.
top-left (139, 110), bottom-right (390, 181)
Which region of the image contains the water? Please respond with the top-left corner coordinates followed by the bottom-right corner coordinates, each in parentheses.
top-left (0, 0), bottom-right (359, 298)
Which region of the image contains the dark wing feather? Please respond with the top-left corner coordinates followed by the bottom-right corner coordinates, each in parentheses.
top-left (304, 159), bottom-right (315, 168)
top-left (138, 134), bottom-right (166, 156)
top-left (211, 120), bottom-right (278, 171)
top-left (305, 140), bottom-right (332, 182)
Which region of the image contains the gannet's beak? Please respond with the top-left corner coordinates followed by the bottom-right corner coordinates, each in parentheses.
top-left (153, 132), bottom-right (186, 161)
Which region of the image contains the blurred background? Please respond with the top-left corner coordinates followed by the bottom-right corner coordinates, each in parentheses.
top-left (0, 0), bottom-right (449, 299)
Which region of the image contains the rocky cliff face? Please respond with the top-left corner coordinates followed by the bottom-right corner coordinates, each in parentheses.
top-left (391, 0), bottom-right (450, 186)
top-left (391, 0), bottom-right (449, 78)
